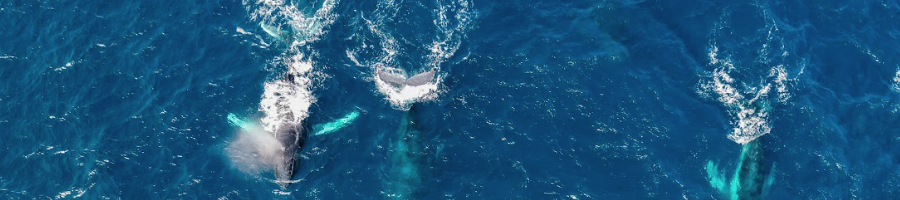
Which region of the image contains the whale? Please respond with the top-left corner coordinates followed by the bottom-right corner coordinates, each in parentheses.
top-left (227, 110), bottom-right (359, 188)
top-left (705, 139), bottom-right (776, 200)
top-left (373, 66), bottom-right (438, 198)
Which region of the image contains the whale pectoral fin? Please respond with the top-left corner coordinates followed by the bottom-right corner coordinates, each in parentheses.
top-left (227, 113), bottom-right (253, 131)
top-left (260, 22), bottom-right (283, 39)
top-left (312, 110), bottom-right (360, 136)
top-left (260, 22), bottom-right (296, 43)
top-left (706, 160), bottom-right (728, 193)
top-left (404, 69), bottom-right (436, 86)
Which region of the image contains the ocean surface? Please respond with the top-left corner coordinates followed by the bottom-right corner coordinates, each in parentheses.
top-left (2, 0), bottom-right (900, 199)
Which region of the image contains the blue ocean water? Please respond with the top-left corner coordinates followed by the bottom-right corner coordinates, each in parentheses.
top-left (2, 0), bottom-right (900, 199)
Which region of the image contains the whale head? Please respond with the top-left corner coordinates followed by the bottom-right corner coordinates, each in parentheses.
top-left (274, 124), bottom-right (306, 188)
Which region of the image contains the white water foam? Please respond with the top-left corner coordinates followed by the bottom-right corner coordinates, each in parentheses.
top-left (700, 47), bottom-right (794, 144)
top-left (242, 0), bottom-right (337, 136)
top-left (244, 0), bottom-right (337, 46)
top-left (892, 68), bottom-right (900, 93)
top-left (700, 4), bottom-right (802, 144)
top-left (226, 122), bottom-right (286, 175)
top-left (259, 54), bottom-right (316, 134)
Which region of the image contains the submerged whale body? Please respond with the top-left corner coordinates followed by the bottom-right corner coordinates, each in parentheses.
top-left (706, 139), bottom-right (775, 200)
top-left (386, 104), bottom-right (437, 199)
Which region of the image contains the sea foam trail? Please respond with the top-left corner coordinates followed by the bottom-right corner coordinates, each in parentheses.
top-left (245, 0), bottom-right (337, 143)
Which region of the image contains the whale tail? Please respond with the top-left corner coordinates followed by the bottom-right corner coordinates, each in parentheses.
top-left (376, 68), bottom-right (436, 88)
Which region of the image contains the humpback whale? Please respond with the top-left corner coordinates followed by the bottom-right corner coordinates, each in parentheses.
top-left (706, 139), bottom-right (775, 200)
top-left (372, 66), bottom-right (438, 198)
top-left (227, 110), bottom-right (359, 188)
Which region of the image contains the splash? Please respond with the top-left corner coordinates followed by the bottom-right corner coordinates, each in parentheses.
top-left (374, 67), bottom-right (441, 110)
top-left (259, 54), bottom-right (316, 134)
top-left (245, 0), bottom-right (337, 45)
top-left (243, 0), bottom-right (338, 137)
top-left (700, 47), bottom-right (792, 144)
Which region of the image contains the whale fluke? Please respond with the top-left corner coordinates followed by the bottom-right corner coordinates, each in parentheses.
top-left (376, 68), bottom-right (436, 87)
top-left (377, 69), bottom-right (408, 87)
top-left (405, 69), bottom-right (436, 86)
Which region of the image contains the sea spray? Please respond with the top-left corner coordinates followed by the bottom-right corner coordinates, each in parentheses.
top-left (224, 114), bottom-right (286, 176)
